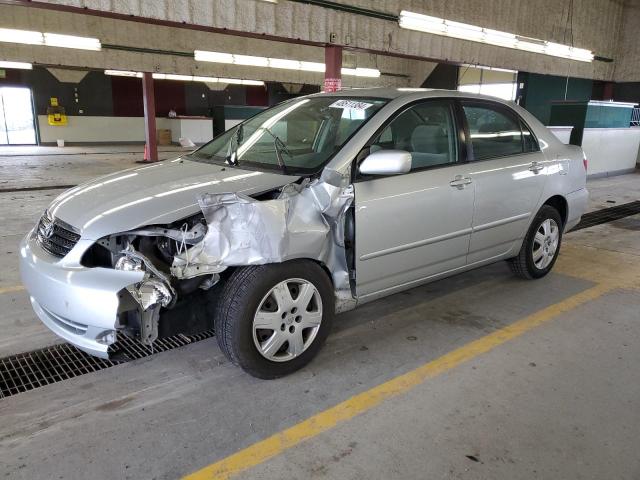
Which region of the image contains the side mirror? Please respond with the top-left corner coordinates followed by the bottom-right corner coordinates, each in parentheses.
top-left (359, 150), bottom-right (412, 176)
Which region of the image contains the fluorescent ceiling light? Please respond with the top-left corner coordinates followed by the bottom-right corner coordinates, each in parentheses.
top-left (195, 50), bottom-right (234, 63)
top-left (219, 78), bottom-right (265, 86)
top-left (196, 50), bottom-right (379, 75)
top-left (0, 28), bottom-right (101, 50)
top-left (104, 70), bottom-right (264, 86)
top-left (240, 79), bottom-right (265, 86)
top-left (0, 60), bottom-right (33, 70)
top-left (341, 67), bottom-right (381, 78)
top-left (300, 61), bottom-right (325, 72)
top-left (268, 58), bottom-right (327, 72)
top-left (234, 54), bottom-right (269, 67)
top-left (105, 70), bottom-right (142, 78)
top-left (354, 67), bottom-right (381, 77)
top-left (43, 33), bottom-right (101, 50)
top-left (446, 20), bottom-right (484, 40)
top-left (483, 29), bottom-right (517, 48)
top-left (192, 75), bottom-right (219, 83)
top-left (269, 58), bottom-right (302, 70)
top-left (462, 64), bottom-right (517, 73)
top-left (219, 78), bottom-right (244, 85)
top-left (154, 73), bottom-right (193, 81)
top-left (0, 28), bottom-right (43, 45)
top-left (399, 11), bottom-right (446, 35)
top-left (399, 10), bottom-right (594, 62)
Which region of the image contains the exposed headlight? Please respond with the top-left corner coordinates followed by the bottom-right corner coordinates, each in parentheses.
top-left (115, 255), bottom-right (144, 271)
top-left (131, 279), bottom-right (173, 309)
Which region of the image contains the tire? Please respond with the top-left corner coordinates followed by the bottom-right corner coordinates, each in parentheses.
top-left (214, 260), bottom-right (334, 379)
top-left (508, 205), bottom-right (563, 280)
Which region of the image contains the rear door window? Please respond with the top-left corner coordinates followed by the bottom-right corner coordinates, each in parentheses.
top-left (462, 103), bottom-right (526, 160)
top-left (521, 121), bottom-right (539, 153)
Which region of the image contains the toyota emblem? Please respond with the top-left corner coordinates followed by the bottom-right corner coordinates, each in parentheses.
top-left (43, 222), bottom-right (55, 239)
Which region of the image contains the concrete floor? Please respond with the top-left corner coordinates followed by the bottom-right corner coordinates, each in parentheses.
top-left (0, 147), bottom-right (639, 479)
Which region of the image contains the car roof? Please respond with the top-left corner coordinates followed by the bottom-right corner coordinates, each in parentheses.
top-left (310, 87), bottom-right (516, 106)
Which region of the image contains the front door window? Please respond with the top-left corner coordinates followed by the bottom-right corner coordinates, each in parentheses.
top-left (369, 101), bottom-right (457, 170)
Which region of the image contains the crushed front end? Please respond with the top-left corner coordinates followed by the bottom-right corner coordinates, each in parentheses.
top-left (19, 210), bottom-right (217, 358)
top-left (20, 177), bottom-right (357, 359)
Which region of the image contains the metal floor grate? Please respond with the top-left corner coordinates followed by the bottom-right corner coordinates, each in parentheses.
top-left (570, 200), bottom-right (640, 232)
top-left (0, 330), bottom-right (214, 399)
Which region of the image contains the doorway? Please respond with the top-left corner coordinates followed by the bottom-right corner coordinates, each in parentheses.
top-left (0, 87), bottom-right (37, 145)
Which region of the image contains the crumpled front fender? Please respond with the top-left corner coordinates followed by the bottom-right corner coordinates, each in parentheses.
top-left (171, 180), bottom-right (356, 311)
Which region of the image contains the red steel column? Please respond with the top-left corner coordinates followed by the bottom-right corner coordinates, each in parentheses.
top-left (603, 82), bottom-right (615, 101)
top-left (324, 45), bottom-right (342, 92)
top-left (142, 72), bottom-right (158, 162)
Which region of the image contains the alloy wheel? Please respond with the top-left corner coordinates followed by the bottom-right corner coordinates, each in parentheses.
top-left (532, 218), bottom-right (559, 270)
top-left (252, 278), bottom-right (323, 362)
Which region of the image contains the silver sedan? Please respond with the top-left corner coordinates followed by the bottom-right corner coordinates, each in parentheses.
top-left (20, 88), bottom-right (588, 378)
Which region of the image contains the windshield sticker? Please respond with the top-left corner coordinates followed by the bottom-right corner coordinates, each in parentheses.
top-left (329, 100), bottom-right (374, 110)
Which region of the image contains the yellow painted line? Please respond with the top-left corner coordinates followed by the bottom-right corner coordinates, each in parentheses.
top-left (0, 285), bottom-right (25, 295)
top-left (183, 282), bottom-right (614, 480)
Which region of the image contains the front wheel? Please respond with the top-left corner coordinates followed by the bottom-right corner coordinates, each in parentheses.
top-left (508, 205), bottom-right (563, 280)
top-left (214, 261), bottom-right (334, 379)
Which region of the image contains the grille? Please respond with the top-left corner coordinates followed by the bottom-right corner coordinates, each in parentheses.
top-left (0, 330), bottom-right (214, 398)
top-left (36, 213), bottom-right (81, 258)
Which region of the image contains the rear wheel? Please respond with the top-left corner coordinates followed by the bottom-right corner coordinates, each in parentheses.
top-left (214, 261), bottom-right (334, 379)
top-left (508, 205), bottom-right (562, 279)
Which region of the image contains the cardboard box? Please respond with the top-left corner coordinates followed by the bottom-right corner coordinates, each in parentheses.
top-left (157, 129), bottom-right (172, 145)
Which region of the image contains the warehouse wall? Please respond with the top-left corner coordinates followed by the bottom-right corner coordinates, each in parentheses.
top-left (613, 0), bottom-right (640, 83)
top-left (0, 4), bottom-right (431, 89)
top-left (518, 72), bottom-right (593, 125)
top-left (422, 64), bottom-right (459, 90)
top-left (23, 0), bottom-right (628, 80)
top-left (0, 68), bottom-right (113, 116)
top-left (0, 67), bottom-right (296, 118)
top-left (612, 83), bottom-right (640, 104)
top-left (0, 66), bottom-right (321, 144)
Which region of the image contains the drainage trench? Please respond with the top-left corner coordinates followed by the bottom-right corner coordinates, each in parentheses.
top-left (1, 200), bottom-right (639, 399)
top-left (0, 330), bottom-right (214, 399)
top-left (570, 200), bottom-right (640, 231)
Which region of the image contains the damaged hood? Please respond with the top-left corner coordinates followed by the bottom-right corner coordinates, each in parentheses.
top-left (47, 158), bottom-right (299, 240)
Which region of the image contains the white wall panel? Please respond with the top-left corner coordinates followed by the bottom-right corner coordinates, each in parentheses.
top-left (582, 128), bottom-right (640, 176)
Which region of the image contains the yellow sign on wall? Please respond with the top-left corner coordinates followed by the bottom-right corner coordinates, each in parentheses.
top-left (47, 97), bottom-right (67, 126)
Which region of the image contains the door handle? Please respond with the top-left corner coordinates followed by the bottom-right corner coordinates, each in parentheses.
top-left (529, 161), bottom-right (544, 173)
top-left (449, 175), bottom-right (472, 189)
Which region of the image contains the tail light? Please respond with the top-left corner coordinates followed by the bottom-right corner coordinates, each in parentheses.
top-left (583, 157), bottom-right (588, 171)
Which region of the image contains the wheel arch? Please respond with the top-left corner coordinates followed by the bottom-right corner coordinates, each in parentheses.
top-left (221, 258), bottom-right (335, 286)
top-left (541, 195), bottom-right (568, 227)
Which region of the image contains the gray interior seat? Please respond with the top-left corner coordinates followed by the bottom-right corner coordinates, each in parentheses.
top-left (410, 125), bottom-right (449, 168)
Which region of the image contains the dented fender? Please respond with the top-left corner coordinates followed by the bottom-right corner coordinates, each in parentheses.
top-left (171, 180), bottom-right (356, 311)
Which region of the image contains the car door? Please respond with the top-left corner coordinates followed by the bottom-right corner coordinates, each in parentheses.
top-left (354, 99), bottom-right (476, 299)
top-left (460, 101), bottom-right (549, 264)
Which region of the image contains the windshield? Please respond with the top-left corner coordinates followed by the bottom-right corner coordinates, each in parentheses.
top-left (189, 96), bottom-right (388, 174)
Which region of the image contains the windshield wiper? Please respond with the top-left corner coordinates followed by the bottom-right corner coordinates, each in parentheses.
top-left (261, 127), bottom-right (292, 172)
top-left (225, 124), bottom-right (243, 166)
